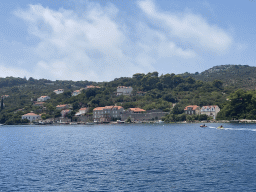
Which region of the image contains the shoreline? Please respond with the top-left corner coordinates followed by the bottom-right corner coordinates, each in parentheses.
top-left (4, 119), bottom-right (256, 126)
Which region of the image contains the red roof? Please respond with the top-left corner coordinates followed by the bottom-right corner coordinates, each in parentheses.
top-left (23, 113), bottom-right (39, 116)
top-left (184, 105), bottom-right (199, 110)
top-left (93, 107), bottom-right (104, 111)
top-left (79, 108), bottom-right (87, 111)
top-left (56, 104), bottom-right (68, 107)
top-left (129, 108), bottom-right (145, 112)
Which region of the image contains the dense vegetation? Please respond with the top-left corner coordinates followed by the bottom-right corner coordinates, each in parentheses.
top-left (1, 64), bottom-right (256, 124)
top-left (182, 64), bottom-right (256, 90)
top-left (217, 89), bottom-right (256, 120)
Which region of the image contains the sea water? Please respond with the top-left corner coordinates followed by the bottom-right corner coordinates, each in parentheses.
top-left (0, 123), bottom-right (256, 191)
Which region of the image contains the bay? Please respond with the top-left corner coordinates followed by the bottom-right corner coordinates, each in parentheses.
top-left (0, 123), bottom-right (256, 191)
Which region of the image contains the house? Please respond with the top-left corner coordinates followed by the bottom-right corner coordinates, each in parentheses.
top-left (200, 105), bottom-right (220, 120)
top-left (117, 86), bottom-right (133, 96)
top-left (72, 90), bottom-right (81, 96)
top-left (75, 107), bottom-right (89, 116)
top-left (85, 85), bottom-right (100, 89)
top-left (61, 109), bottom-right (71, 118)
top-left (53, 89), bottom-right (64, 94)
top-left (136, 91), bottom-right (146, 96)
top-left (22, 113), bottom-right (41, 122)
top-left (34, 102), bottom-right (45, 107)
top-left (1, 95), bottom-right (9, 99)
top-left (56, 104), bottom-right (69, 110)
top-left (121, 108), bottom-right (168, 122)
top-left (93, 106), bottom-right (124, 122)
top-left (37, 96), bottom-right (50, 102)
top-left (184, 105), bottom-right (200, 115)
top-left (127, 108), bottom-right (146, 113)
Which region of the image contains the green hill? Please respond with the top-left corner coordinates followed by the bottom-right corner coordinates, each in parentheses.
top-left (181, 64), bottom-right (256, 89)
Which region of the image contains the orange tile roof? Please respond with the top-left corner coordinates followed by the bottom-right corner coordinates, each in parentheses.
top-left (61, 109), bottom-right (71, 113)
top-left (104, 106), bottom-right (114, 109)
top-left (56, 104), bottom-right (68, 107)
top-left (79, 107), bottom-right (87, 111)
top-left (23, 113), bottom-right (39, 116)
top-left (184, 105), bottom-right (199, 110)
top-left (93, 107), bottom-right (104, 111)
top-left (129, 108), bottom-right (145, 112)
top-left (87, 85), bottom-right (100, 88)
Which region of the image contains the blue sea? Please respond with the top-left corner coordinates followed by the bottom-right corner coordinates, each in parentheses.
top-left (0, 123), bottom-right (256, 191)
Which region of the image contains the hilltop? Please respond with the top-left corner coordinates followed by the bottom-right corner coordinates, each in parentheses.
top-left (181, 64), bottom-right (256, 89)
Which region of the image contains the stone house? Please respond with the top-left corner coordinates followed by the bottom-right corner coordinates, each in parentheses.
top-left (200, 105), bottom-right (220, 119)
top-left (184, 105), bottom-right (200, 115)
top-left (93, 106), bottom-right (124, 122)
top-left (120, 109), bottom-right (168, 122)
top-left (56, 104), bottom-right (69, 110)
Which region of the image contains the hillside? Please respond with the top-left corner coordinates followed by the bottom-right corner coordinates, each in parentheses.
top-left (0, 71), bottom-right (230, 124)
top-left (181, 64), bottom-right (256, 89)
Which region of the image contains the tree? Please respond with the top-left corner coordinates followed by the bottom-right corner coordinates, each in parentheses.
top-left (1, 97), bottom-right (3, 110)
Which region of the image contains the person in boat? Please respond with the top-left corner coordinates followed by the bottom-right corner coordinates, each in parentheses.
top-left (220, 125), bottom-right (223, 128)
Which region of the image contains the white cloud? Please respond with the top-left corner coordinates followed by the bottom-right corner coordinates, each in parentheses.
top-left (5, 1), bottom-right (234, 81)
top-left (0, 64), bottom-right (30, 78)
top-left (138, 0), bottom-right (233, 52)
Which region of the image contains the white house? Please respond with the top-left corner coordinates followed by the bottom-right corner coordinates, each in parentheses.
top-left (200, 105), bottom-right (220, 120)
top-left (75, 107), bottom-right (89, 116)
top-left (37, 96), bottom-right (50, 102)
top-left (53, 89), bottom-right (64, 94)
top-left (22, 112), bottom-right (41, 122)
top-left (117, 86), bottom-right (133, 96)
top-left (72, 90), bottom-right (81, 96)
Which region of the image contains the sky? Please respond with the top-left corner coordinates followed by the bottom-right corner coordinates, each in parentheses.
top-left (0, 0), bottom-right (255, 82)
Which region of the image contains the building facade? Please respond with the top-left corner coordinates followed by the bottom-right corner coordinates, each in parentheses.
top-left (184, 105), bottom-right (200, 115)
top-left (37, 96), bottom-right (50, 102)
top-left (53, 89), bottom-right (64, 94)
top-left (93, 106), bottom-right (124, 122)
top-left (22, 113), bottom-right (41, 122)
top-left (116, 86), bottom-right (133, 96)
top-left (56, 104), bottom-right (69, 110)
top-left (75, 107), bottom-right (89, 116)
top-left (72, 90), bottom-right (81, 96)
top-left (200, 105), bottom-right (220, 119)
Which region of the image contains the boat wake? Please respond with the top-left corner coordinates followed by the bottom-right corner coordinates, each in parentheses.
top-left (207, 126), bottom-right (256, 132)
